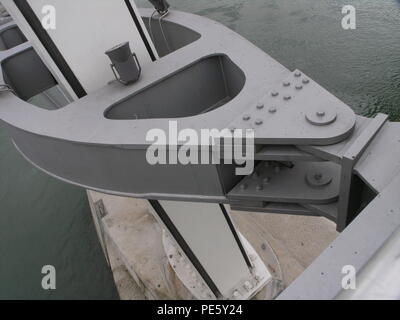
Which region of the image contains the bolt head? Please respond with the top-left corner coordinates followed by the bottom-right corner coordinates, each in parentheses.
top-left (243, 114), bottom-right (251, 121)
top-left (295, 85), bottom-right (303, 90)
top-left (263, 177), bottom-right (270, 184)
top-left (294, 71), bottom-right (302, 77)
top-left (256, 103), bottom-right (264, 109)
top-left (283, 81), bottom-right (291, 87)
top-left (314, 173), bottom-right (323, 181)
top-left (306, 108), bottom-right (337, 126)
top-left (302, 78), bottom-right (310, 84)
top-left (271, 91), bottom-right (279, 97)
top-left (269, 107), bottom-right (277, 113)
top-left (255, 119), bottom-right (263, 125)
top-left (240, 183), bottom-right (248, 190)
top-left (306, 171), bottom-right (332, 187)
top-left (283, 95), bottom-right (291, 101)
top-left (244, 281), bottom-right (253, 290)
top-left (256, 184), bottom-right (264, 191)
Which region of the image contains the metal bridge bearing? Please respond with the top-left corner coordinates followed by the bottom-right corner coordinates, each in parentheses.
top-left (228, 161), bottom-right (340, 204)
top-left (306, 171), bottom-right (333, 187)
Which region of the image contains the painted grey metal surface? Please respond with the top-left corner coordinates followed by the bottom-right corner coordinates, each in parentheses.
top-left (228, 69), bottom-right (355, 146)
top-left (355, 122), bottom-right (400, 193)
top-left (228, 161), bottom-right (340, 204)
top-left (298, 115), bottom-right (371, 164)
top-left (2, 46), bottom-right (56, 100)
top-left (105, 54), bottom-right (245, 119)
top-left (0, 22), bottom-right (56, 101)
top-left (337, 227), bottom-right (400, 300)
top-left (231, 202), bottom-right (314, 217)
top-left (0, 22), bottom-right (26, 51)
top-left (278, 171), bottom-right (400, 300)
top-left (255, 145), bottom-right (322, 162)
top-left (0, 8), bottom-right (398, 235)
top-left (0, 9), bottom-right (356, 208)
top-left (0, 11), bottom-right (355, 147)
top-left (336, 114), bottom-right (388, 231)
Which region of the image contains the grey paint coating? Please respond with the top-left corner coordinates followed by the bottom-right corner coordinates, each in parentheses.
top-left (0, 9), bottom-right (398, 225)
top-left (0, 22), bottom-right (56, 101)
top-left (0, 10), bottom-right (355, 146)
top-left (0, 9), bottom-right (356, 203)
top-left (228, 161), bottom-right (340, 205)
top-left (278, 172), bottom-right (400, 300)
top-left (336, 114), bottom-right (388, 231)
top-left (355, 122), bottom-right (400, 193)
top-left (105, 54), bottom-right (245, 120)
top-left (0, 22), bottom-right (26, 51)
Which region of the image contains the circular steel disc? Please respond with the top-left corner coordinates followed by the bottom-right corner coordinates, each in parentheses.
top-left (306, 108), bottom-right (337, 126)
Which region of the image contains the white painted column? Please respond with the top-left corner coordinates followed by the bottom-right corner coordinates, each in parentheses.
top-left (2, 0), bottom-right (157, 97)
top-left (149, 201), bottom-right (254, 298)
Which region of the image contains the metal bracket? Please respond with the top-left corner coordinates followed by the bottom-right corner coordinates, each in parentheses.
top-left (336, 113), bottom-right (388, 231)
top-left (228, 161), bottom-right (340, 205)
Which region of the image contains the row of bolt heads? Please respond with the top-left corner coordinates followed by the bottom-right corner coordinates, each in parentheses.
top-left (240, 72), bottom-right (326, 127)
top-left (241, 171), bottom-right (326, 192)
top-left (240, 164), bottom-right (284, 191)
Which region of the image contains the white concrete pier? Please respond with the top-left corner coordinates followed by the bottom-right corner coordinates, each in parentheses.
top-left (87, 191), bottom-right (338, 300)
